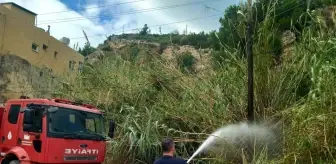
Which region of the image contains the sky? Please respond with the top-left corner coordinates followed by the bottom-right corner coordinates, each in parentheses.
top-left (2, 0), bottom-right (240, 48)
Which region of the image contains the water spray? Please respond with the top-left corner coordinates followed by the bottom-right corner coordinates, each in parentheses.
top-left (186, 122), bottom-right (277, 163)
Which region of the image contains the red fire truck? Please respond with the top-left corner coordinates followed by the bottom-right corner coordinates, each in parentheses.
top-left (0, 97), bottom-right (115, 164)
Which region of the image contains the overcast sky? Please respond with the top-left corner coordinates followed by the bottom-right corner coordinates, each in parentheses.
top-left (2, 0), bottom-right (240, 48)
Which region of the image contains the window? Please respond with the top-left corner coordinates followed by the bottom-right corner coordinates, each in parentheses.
top-left (32, 43), bottom-right (38, 52)
top-left (43, 44), bottom-right (48, 51)
top-left (69, 61), bottom-right (75, 71)
top-left (23, 109), bottom-right (43, 133)
top-left (68, 61), bottom-right (72, 70)
top-left (23, 110), bottom-right (32, 125)
top-left (48, 107), bottom-right (105, 140)
top-left (86, 118), bottom-right (95, 132)
top-left (8, 105), bottom-right (21, 124)
top-left (69, 114), bottom-right (75, 123)
top-left (54, 51), bottom-right (58, 59)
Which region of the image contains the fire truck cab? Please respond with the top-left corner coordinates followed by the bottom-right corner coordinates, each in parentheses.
top-left (0, 98), bottom-right (115, 164)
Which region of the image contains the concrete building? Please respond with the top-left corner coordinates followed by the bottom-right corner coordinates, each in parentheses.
top-left (0, 2), bottom-right (84, 75)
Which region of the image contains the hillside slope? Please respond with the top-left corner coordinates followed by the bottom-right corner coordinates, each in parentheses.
top-left (88, 39), bottom-right (214, 73)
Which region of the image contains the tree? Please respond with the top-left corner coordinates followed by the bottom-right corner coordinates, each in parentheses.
top-left (170, 30), bottom-right (179, 35)
top-left (179, 31), bottom-right (211, 48)
top-left (177, 52), bottom-right (196, 73)
top-left (216, 5), bottom-right (245, 52)
top-left (78, 44), bottom-right (96, 57)
top-left (140, 24), bottom-right (150, 35)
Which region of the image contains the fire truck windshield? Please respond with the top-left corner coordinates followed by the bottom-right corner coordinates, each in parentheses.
top-left (47, 107), bottom-right (106, 141)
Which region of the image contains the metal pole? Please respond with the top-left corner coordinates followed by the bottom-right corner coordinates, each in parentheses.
top-left (247, 0), bottom-right (254, 122)
top-left (186, 24), bottom-right (188, 35)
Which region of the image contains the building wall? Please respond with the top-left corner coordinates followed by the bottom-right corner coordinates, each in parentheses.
top-left (0, 13), bottom-right (5, 53)
top-left (0, 4), bottom-right (84, 76)
top-left (2, 3), bottom-right (35, 26)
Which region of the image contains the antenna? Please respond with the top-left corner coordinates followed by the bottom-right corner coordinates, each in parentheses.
top-left (82, 30), bottom-right (90, 47)
top-left (47, 25), bottom-right (51, 34)
top-left (82, 30), bottom-right (91, 56)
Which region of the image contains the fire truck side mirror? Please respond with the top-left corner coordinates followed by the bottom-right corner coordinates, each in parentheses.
top-left (108, 121), bottom-right (115, 139)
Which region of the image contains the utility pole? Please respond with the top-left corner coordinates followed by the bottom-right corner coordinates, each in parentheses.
top-left (185, 24), bottom-right (188, 35)
top-left (159, 26), bottom-right (162, 34)
top-left (123, 24), bottom-right (124, 34)
top-left (247, 0), bottom-right (254, 122)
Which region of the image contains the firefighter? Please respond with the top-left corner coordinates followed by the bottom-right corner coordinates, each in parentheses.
top-left (154, 138), bottom-right (187, 164)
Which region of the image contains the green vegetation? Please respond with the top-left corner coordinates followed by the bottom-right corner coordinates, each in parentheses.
top-left (65, 0), bottom-right (336, 163)
top-left (78, 44), bottom-right (96, 57)
top-left (177, 52), bottom-right (197, 73)
top-left (140, 24), bottom-right (150, 35)
top-left (108, 32), bottom-right (212, 49)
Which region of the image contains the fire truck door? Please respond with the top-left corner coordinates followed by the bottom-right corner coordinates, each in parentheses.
top-left (1, 103), bottom-right (23, 151)
top-left (17, 103), bottom-right (45, 162)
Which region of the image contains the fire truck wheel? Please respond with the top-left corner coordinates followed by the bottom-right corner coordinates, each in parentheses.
top-left (9, 160), bottom-right (20, 164)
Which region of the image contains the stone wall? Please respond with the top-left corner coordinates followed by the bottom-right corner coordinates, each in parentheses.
top-left (0, 54), bottom-right (59, 103)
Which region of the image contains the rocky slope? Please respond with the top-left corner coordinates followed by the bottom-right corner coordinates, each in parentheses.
top-left (0, 54), bottom-right (57, 103)
top-left (88, 39), bottom-right (213, 72)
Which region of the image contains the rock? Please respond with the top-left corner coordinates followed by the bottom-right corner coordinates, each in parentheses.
top-left (281, 31), bottom-right (296, 59)
top-left (281, 30), bottom-right (296, 48)
top-left (0, 54), bottom-right (57, 103)
top-left (323, 6), bottom-right (336, 28)
top-left (86, 50), bottom-right (105, 65)
top-left (162, 45), bottom-right (211, 72)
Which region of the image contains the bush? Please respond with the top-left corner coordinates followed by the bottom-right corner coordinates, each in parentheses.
top-left (101, 45), bottom-right (112, 51)
top-left (157, 43), bottom-right (167, 54)
top-left (78, 45), bottom-right (96, 56)
top-left (177, 52), bottom-right (196, 73)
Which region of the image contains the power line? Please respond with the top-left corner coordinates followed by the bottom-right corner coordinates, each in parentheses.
top-left (38, 0), bottom-right (222, 24)
top-left (38, 2), bottom-right (306, 42)
top-left (69, 14), bottom-right (220, 40)
top-left (275, 2), bottom-right (305, 17)
top-left (37, 0), bottom-right (223, 25)
top-left (38, 0), bottom-right (147, 15)
top-left (35, 1), bottom-right (308, 42)
top-left (205, 1), bottom-right (305, 18)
